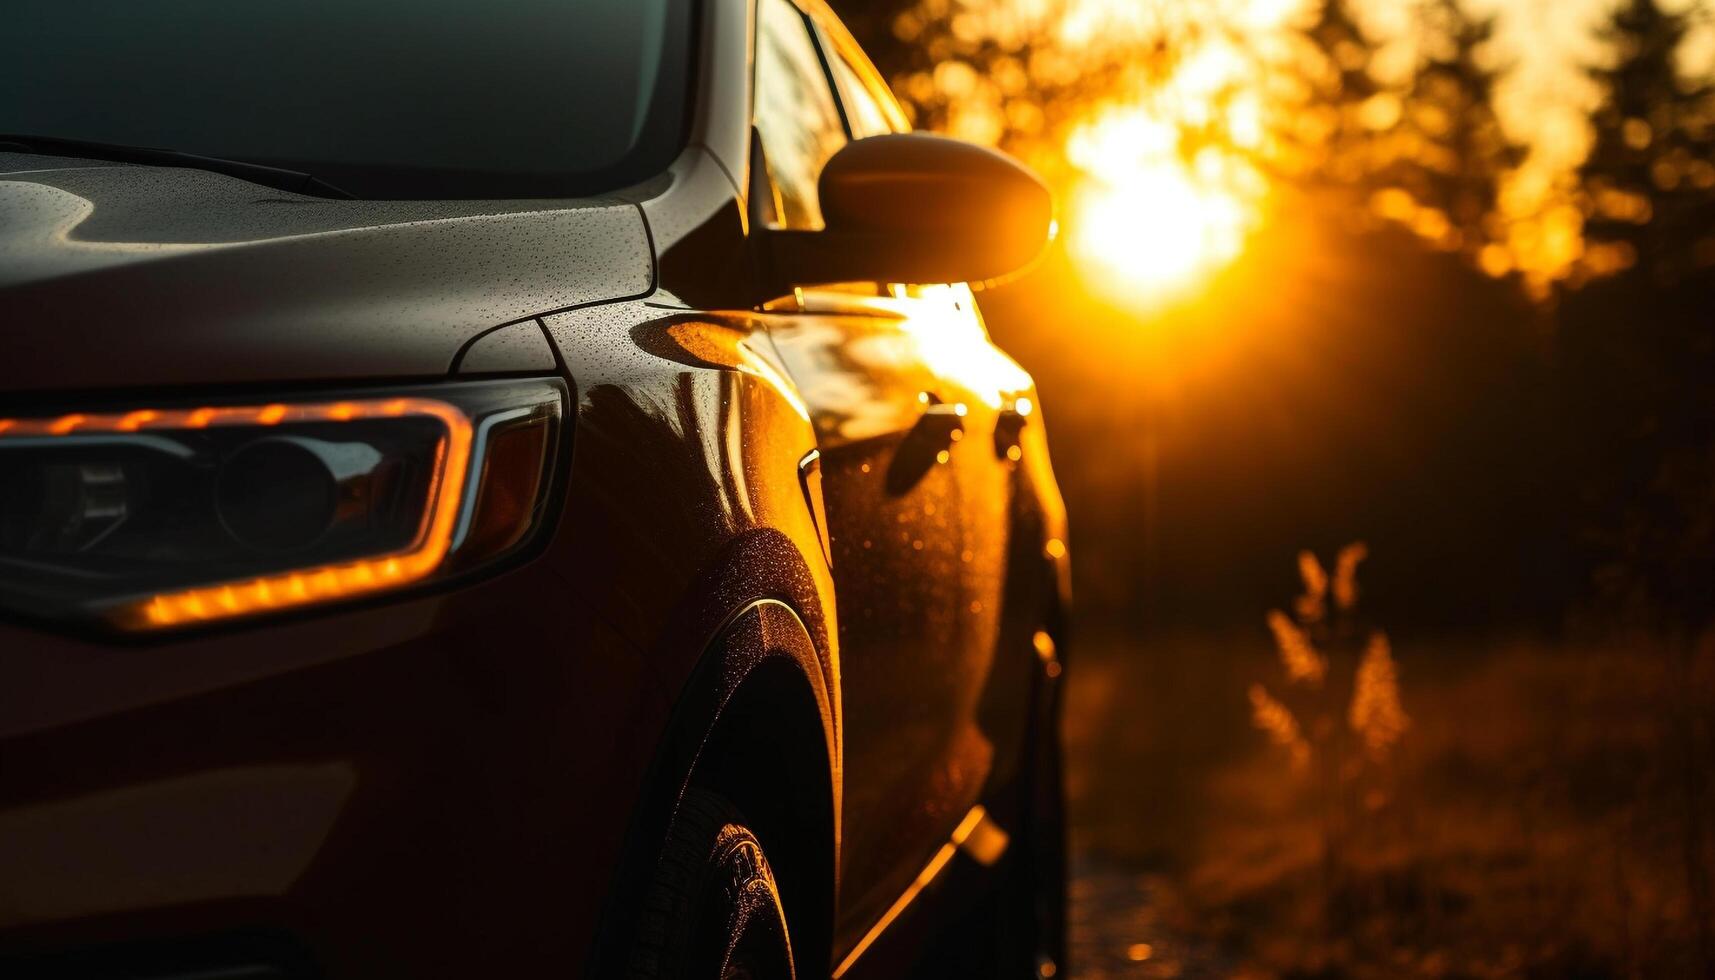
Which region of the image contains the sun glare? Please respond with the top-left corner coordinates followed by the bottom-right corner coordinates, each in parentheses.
top-left (1065, 106), bottom-right (1265, 312)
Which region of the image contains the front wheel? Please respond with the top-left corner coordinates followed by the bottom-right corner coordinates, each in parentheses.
top-left (630, 788), bottom-right (797, 980)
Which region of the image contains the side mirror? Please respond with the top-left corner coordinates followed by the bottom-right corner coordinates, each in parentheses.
top-left (760, 133), bottom-right (1054, 294)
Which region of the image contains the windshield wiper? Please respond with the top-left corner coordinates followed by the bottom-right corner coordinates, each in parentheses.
top-left (0, 134), bottom-right (353, 198)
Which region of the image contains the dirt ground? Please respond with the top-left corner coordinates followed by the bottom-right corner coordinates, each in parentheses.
top-left (1063, 629), bottom-right (1264, 979)
top-left (1061, 627), bottom-right (1715, 979)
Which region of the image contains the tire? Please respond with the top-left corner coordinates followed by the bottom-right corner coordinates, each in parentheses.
top-left (630, 788), bottom-right (797, 980)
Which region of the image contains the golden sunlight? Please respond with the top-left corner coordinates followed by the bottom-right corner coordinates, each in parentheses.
top-left (1065, 106), bottom-right (1264, 312)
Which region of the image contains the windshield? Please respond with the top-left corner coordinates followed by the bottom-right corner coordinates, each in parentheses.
top-left (3, 0), bottom-right (692, 199)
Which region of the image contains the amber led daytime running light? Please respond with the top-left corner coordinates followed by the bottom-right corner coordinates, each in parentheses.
top-left (0, 398), bottom-right (474, 630)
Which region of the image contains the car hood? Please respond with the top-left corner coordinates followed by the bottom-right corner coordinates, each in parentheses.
top-left (0, 154), bottom-right (653, 395)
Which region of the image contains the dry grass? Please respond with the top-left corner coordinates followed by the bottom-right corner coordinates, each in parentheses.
top-left (1066, 625), bottom-right (1715, 978)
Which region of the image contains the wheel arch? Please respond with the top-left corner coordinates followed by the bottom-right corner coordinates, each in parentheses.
top-left (693, 614), bottom-right (837, 977)
top-left (590, 587), bottom-right (839, 978)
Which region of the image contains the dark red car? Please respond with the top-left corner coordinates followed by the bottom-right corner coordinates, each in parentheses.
top-left (0, 1), bottom-right (1070, 977)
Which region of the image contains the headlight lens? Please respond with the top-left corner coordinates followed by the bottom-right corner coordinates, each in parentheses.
top-left (0, 379), bottom-right (564, 631)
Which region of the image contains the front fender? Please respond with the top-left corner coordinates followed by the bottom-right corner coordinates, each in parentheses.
top-left (589, 596), bottom-right (838, 978)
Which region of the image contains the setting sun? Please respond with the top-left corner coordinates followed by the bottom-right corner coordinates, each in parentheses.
top-left (1065, 107), bottom-right (1264, 312)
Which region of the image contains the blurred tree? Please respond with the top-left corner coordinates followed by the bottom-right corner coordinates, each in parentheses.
top-left (1296, 0), bottom-right (1383, 183)
top-left (1383, 0), bottom-right (1523, 263)
top-left (1579, 0), bottom-right (1715, 284)
top-left (1278, 0), bottom-right (1528, 273)
top-left (826, 0), bottom-right (919, 81)
top-left (1562, 0), bottom-right (1715, 633)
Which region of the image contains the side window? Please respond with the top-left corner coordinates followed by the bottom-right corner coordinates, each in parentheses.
top-left (754, 0), bottom-right (847, 230)
top-left (818, 28), bottom-right (910, 139)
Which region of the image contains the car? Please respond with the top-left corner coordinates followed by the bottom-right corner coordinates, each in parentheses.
top-left (0, 0), bottom-right (1070, 977)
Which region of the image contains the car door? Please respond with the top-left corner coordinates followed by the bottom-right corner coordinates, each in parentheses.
top-left (808, 4), bottom-right (1043, 794)
top-left (750, 0), bottom-right (1036, 954)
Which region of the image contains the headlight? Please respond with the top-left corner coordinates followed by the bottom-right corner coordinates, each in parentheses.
top-left (0, 379), bottom-right (564, 632)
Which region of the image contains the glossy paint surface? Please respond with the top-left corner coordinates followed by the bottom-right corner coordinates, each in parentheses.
top-left (0, 0), bottom-right (1070, 976)
top-left (0, 157), bottom-right (650, 393)
top-left (762, 286), bottom-right (1012, 948)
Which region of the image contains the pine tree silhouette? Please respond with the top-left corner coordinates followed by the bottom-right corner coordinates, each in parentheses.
top-left (1392, 0), bottom-right (1522, 255)
top-left (1563, 0), bottom-right (1715, 631)
top-left (1580, 0), bottom-right (1715, 283)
